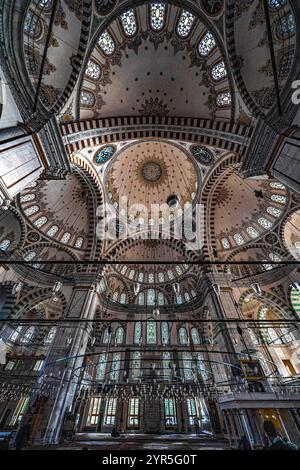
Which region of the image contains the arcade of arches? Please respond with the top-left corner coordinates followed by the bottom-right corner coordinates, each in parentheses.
top-left (0, 0), bottom-right (300, 451)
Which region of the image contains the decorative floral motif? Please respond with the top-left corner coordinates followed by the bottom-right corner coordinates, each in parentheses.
top-left (138, 97), bottom-right (169, 117)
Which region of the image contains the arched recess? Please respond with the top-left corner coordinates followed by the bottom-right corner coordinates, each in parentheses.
top-left (0, 207), bottom-right (25, 253)
top-left (9, 287), bottom-right (66, 319)
top-left (239, 288), bottom-right (296, 321)
top-left (281, 207), bottom-right (300, 260)
top-left (0, 0), bottom-right (93, 130)
top-left (225, 0), bottom-right (300, 126)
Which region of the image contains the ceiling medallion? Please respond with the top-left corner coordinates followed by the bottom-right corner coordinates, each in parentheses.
top-left (142, 162), bottom-right (162, 182)
top-left (95, 0), bottom-right (117, 16)
top-left (94, 145), bottom-right (116, 165)
top-left (190, 145), bottom-right (213, 165)
top-left (27, 231), bottom-right (40, 243)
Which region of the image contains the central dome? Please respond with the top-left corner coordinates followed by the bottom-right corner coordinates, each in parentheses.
top-left (106, 140), bottom-right (198, 225)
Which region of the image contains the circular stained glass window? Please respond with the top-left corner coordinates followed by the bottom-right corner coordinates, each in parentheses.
top-left (27, 231), bottom-right (40, 243)
top-left (190, 145), bottom-right (213, 165)
top-left (94, 145), bottom-right (116, 165)
top-left (95, 0), bottom-right (116, 16)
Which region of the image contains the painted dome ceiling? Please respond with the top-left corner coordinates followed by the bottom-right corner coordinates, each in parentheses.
top-left (79, 2), bottom-right (232, 120)
top-left (106, 140), bottom-right (198, 225)
top-left (18, 175), bottom-right (89, 251)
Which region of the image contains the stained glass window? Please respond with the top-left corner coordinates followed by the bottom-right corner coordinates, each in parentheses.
top-left (148, 272), bottom-right (154, 283)
top-left (138, 272), bottom-right (144, 282)
top-left (216, 91), bottom-right (231, 107)
top-left (60, 232), bottom-right (71, 244)
top-left (179, 327), bottom-right (188, 345)
top-left (94, 145), bottom-right (115, 164)
top-left (0, 239), bottom-right (11, 251)
top-left (270, 181), bottom-right (285, 189)
top-left (10, 326), bottom-right (22, 342)
top-left (247, 226), bottom-right (259, 239)
top-left (161, 321), bottom-right (169, 345)
top-left (191, 145), bottom-right (213, 165)
top-left (75, 237), bottom-right (84, 249)
top-left (234, 233), bottom-right (244, 245)
top-left (269, 252), bottom-right (281, 262)
top-left (176, 10), bottom-right (195, 38)
top-left (290, 285), bottom-right (300, 318)
top-left (271, 195), bottom-right (286, 204)
top-left (249, 329), bottom-right (259, 345)
top-left (158, 292), bottom-right (165, 305)
top-left (184, 292), bottom-right (190, 302)
top-left (103, 327), bottom-right (111, 344)
top-left (197, 354), bottom-right (207, 380)
top-left (120, 9), bottom-right (137, 37)
top-left (87, 397), bottom-right (101, 426)
top-left (198, 31), bottom-right (216, 57)
top-left (176, 294), bottom-right (183, 304)
top-left (20, 193), bottom-right (36, 203)
top-left (164, 398), bottom-right (177, 426)
top-left (47, 225), bottom-right (59, 237)
top-left (44, 327), bottom-right (56, 344)
top-left (258, 217), bottom-right (272, 229)
top-left (96, 353), bottom-right (107, 381)
top-left (138, 292), bottom-right (145, 305)
top-left (98, 31), bottom-right (115, 55)
top-left (80, 90), bottom-right (95, 107)
top-left (132, 351), bottom-right (141, 380)
top-left (175, 265), bottom-right (183, 276)
top-left (24, 251), bottom-right (37, 261)
top-left (105, 398), bottom-right (117, 425)
top-left (158, 272), bottom-right (165, 282)
top-left (37, 0), bottom-right (53, 7)
top-left (110, 352), bottom-right (121, 381)
top-left (211, 61), bottom-right (227, 81)
top-left (115, 327), bottom-right (124, 345)
top-left (167, 269), bottom-right (174, 280)
top-left (295, 241), bottom-right (300, 253)
top-left (268, 0), bottom-right (285, 8)
top-left (24, 10), bottom-right (38, 37)
top-left (277, 13), bottom-right (296, 38)
top-left (221, 238), bottom-right (230, 249)
top-left (147, 319), bottom-right (157, 344)
top-left (186, 398), bottom-right (197, 424)
top-left (162, 351), bottom-right (171, 378)
top-left (112, 291), bottom-right (119, 302)
top-left (128, 398), bottom-right (140, 427)
top-left (21, 326), bottom-right (35, 344)
top-left (120, 293), bottom-right (126, 304)
top-left (182, 353), bottom-right (193, 380)
top-left (25, 182), bottom-right (38, 189)
top-left (85, 60), bottom-right (101, 80)
top-left (25, 205), bottom-right (39, 216)
top-left (191, 328), bottom-right (200, 345)
top-left (134, 321), bottom-right (142, 344)
top-left (150, 3), bottom-right (166, 31)
top-left (147, 289), bottom-right (155, 306)
top-left (267, 206), bottom-right (282, 217)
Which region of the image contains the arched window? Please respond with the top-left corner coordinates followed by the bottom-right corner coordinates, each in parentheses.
top-left (161, 321), bottom-right (169, 345)
top-left (158, 272), bottom-right (165, 282)
top-left (103, 327), bottom-right (111, 344)
top-left (138, 292), bottom-right (145, 305)
top-left (80, 90), bottom-right (95, 107)
top-left (10, 325), bottom-right (22, 342)
top-left (147, 319), bottom-right (157, 344)
top-left (216, 91), bottom-right (231, 107)
top-left (277, 13), bottom-right (296, 38)
top-left (138, 272), bottom-right (144, 282)
top-left (269, 252), bottom-right (281, 262)
top-left (115, 327), bottom-right (124, 345)
top-left (191, 328), bottom-right (200, 345)
top-left (249, 329), bottom-right (258, 346)
top-left (128, 269), bottom-right (135, 280)
top-left (268, 328), bottom-right (281, 345)
top-left (96, 353), bottom-right (107, 381)
top-left (176, 10), bottom-right (195, 38)
top-left (0, 239), bottom-right (11, 251)
top-left (198, 31), bottom-right (216, 57)
top-left (147, 289), bottom-right (155, 306)
top-left (60, 232), bottom-right (71, 244)
top-left (175, 265), bottom-right (183, 276)
top-left (247, 227), bottom-right (259, 239)
top-left (98, 31), bottom-right (115, 56)
top-left (110, 353), bottom-right (121, 381)
top-left (24, 205), bottom-right (39, 216)
top-left (120, 293), bottom-right (126, 304)
top-left (290, 285), bottom-right (300, 318)
top-left (20, 194), bottom-right (35, 202)
top-left (256, 352), bottom-right (270, 376)
top-left (150, 3), bottom-right (166, 31)
top-left (132, 351), bottom-right (141, 380)
top-left (258, 217), bottom-right (272, 229)
top-left (221, 238), bottom-right (230, 249)
top-left (75, 237), bottom-right (84, 249)
top-left (23, 251), bottom-right (37, 261)
top-left (162, 351), bottom-right (171, 378)
top-left (179, 327), bottom-right (188, 345)
top-left (158, 292), bottom-right (165, 305)
top-left (197, 353), bottom-right (207, 380)
top-left (148, 273), bottom-right (154, 282)
top-left (44, 327), bottom-right (57, 344)
top-left (112, 291), bottom-right (119, 302)
top-left (120, 9), bottom-right (137, 37)
top-left (268, 0), bottom-right (285, 8)
top-left (234, 233), bottom-right (244, 245)
top-left (167, 270), bottom-right (174, 280)
top-left (184, 292), bottom-right (190, 302)
top-left (34, 216), bottom-right (47, 228)
top-left (182, 352), bottom-right (193, 380)
top-left (281, 327), bottom-right (293, 343)
top-left (271, 194), bottom-right (286, 204)
top-left (46, 225), bottom-right (59, 237)
top-left (85, 60), bottom-right (101, 80)
top-left (267, 206), bottom-right (282, 217)
top-left (21, 326), bottom-right (35, 344)
top-left (270, 181), bottom-right (285, 189)
top-left (211, 61), bottom-right (227, 81)
top-left (134, 321), bottom-right (142, 344)
top-left (176, 294), bottom-right (183, 304)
